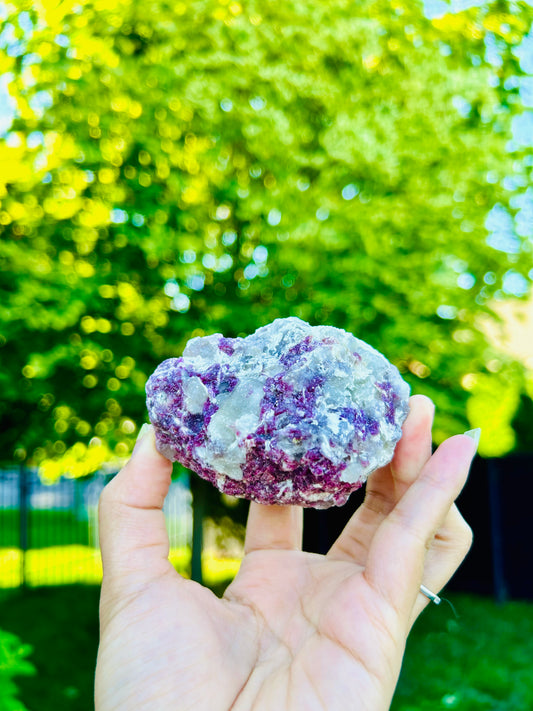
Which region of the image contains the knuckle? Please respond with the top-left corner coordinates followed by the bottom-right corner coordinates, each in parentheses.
top-left (97, 486), bottom-right (110, 516)
top-left (388, 507), bottom-right (431, 551)
top-left (424, 469), bottom-right (456, 498)
top-left (333, 530), bottom-right (367, 562)
top-left (452, 509), bottom-right (474, 551)
top-left (460, 520), bottom-right (474, 552)
top-left (364, 488), bottom-right (395, 516)
top-left (98, 481), bottom-right (114, 510)
top-left (98, 476), bottom-right (122, 518)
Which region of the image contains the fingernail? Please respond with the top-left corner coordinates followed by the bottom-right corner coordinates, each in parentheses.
top-left (133, 423), bottom-right (153, 454)
top-left (463, 427), bottom-right (481, 452)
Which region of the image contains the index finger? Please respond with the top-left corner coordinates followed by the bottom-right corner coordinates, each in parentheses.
top-left (328, 394), bottom-right (434, 565)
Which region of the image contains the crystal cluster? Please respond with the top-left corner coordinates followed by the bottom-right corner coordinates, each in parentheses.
top-left (146, 317), bottom-right (410, 508)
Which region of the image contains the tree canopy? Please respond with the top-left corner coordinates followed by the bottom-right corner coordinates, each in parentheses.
top-left (1, 0), bottom-right (532, 477)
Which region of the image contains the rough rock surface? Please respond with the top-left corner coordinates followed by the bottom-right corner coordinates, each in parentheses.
top-left (146, 317), bottom-right (410, 508)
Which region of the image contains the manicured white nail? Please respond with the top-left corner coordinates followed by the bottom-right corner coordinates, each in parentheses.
top-left (133, 423), bottom-right (153, 454)
top-left (463, 427), bottom-right (481, 452)
top-left (138, 422), bottom-right (151, 439)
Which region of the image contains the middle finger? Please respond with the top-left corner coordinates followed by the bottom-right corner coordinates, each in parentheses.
top-left (327, 394), bottom-right (434, 565)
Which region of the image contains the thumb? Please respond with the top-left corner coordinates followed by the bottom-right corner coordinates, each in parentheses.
top-left (98, 424), bottom-right (174, 588)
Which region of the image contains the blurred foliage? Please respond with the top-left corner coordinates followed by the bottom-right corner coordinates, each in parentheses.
top-left (394, 594), bottom-right (533, 710)
top-left (0, 586), bottom-right (99, 711)
top-left (1, 0), bottom-right (532, 475)
top-left (0, 628), bottom-right (34, 711)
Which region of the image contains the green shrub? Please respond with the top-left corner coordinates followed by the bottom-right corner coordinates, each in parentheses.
top-left (2, 0), bottom-right (532, 471)
top-left (0, 629), bottom-right (35, 711)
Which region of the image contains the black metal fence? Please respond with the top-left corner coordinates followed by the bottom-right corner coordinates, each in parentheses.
top-left (303, 453), bottom-right (533, 602)
top-left (0, 468), bottom-right (192, 588)
top-left (448, 453), bottom-right (533, 602)
top-left (3, 454), bottom-right (532, 598)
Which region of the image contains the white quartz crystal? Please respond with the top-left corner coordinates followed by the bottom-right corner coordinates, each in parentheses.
top-left (146, 317), bottom-right (410, 508)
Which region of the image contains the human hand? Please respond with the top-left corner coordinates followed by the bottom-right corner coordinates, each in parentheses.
top-left (95, 395), bottom-right (476, 711)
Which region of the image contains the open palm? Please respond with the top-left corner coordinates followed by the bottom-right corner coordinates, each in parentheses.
top-left (96, 396), bottom-right (476, 711)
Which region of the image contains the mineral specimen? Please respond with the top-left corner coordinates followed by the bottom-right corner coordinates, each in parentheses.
top-left (146, 317), bottom-right (410, 508)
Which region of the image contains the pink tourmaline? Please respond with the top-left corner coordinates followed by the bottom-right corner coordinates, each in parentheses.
top-left (146, 317), bottom-right (410, 508)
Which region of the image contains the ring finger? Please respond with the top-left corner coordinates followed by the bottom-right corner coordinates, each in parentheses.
top-left (410, 503), bottom-right (473, 626)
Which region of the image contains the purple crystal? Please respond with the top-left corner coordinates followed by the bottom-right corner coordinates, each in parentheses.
top-left (146, 317), bottom-right (410, 508)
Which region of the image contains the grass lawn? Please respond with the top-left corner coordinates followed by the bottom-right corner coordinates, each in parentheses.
top-left (393, 594), bottom-right (533, 710)
top-left (0, 545), bottom-right (241, 588)
top-left (1, 586), bottom-right (532, 711)
top-left (0, 585), bottom-right (100, 711)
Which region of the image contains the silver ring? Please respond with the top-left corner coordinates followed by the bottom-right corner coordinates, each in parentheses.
top-left (420, 584), bottom-right (441, 605)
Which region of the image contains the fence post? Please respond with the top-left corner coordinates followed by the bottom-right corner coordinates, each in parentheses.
top-left (19, 465), bottom-right (30, 588)
top-left (190, 477), bottom-right (204, 585)
top-left (488, 459), bottom-right (507, 604)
